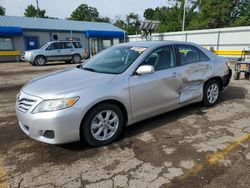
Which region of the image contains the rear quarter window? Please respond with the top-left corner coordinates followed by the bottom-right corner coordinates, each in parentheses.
top-left (73, 42), bottom-right (83, 48)
top-left (200, 51), bottom-right (210, 61)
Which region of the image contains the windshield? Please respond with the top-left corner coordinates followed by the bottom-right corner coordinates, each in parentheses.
top-left (81, 45), bottom-right (147, 74)
top-left (40, 42), bottom-right (50, 49)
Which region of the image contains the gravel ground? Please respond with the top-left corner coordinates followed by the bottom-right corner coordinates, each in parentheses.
top-left (0, 61), bottom-right (250, 188)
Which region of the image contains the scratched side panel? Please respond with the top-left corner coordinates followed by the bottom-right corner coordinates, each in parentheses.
top-left (179, 61), bottom-right (214, 103)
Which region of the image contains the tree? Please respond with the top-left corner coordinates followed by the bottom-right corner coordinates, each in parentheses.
top-left (113, 17), bottom-right (127, 30)
top-left (144, 8), bottom-right (155, 20)
top-left (142, 0), bottom-right (250, 32)
top-left (186, 0), bottom-right (250, 29)
top-left (125, 13), bottom-right (141, 35)
top-left (24, 4), bottom-right (47, 18)
top-left (232, 0), bottom-right (250, 26)
top-left (96, 16), bottom-right (111, 23)
top-left (70, 4), bottom-right (99, 21)
top-left (0, 5), bottom-right (5, 16)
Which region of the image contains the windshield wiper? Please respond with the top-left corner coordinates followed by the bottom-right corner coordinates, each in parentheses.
top-left (82, 67), bottom-right (97, 72)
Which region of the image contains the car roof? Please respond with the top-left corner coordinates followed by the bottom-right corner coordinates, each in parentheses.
top-left (117, 41), bottom-right (198, 48)
top-left (48, 41), bottom-right (81, 43)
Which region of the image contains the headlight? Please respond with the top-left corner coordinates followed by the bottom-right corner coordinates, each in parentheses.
top-left (32, 97), bottom-right (79, 113)
top-left (27, 52), bottom-right (33, 56)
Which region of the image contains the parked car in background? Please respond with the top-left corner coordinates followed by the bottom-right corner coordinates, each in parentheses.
top-left (21, 41), bottom-right (85, 66)
top-left (16, 41), bottom-right (232, 146)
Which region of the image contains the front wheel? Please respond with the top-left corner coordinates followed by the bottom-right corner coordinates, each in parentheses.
top-left (202, 80), bottom-right (220, 107)
top-left (34, 56), bottom-right (47, 66)
top-left (81, 103), bottom-right (124, 147)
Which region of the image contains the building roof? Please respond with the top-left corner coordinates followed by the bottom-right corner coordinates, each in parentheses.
top-left (0, 16), bottom-right (124, 32)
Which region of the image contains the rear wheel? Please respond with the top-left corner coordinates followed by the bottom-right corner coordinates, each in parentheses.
top-left (72, 54), bottom-right (82, 64)
top-left (34, 56), bottom-right (47, 66)
top-left (234, 72), bottom-right (240, 80)
top-left (81, 103), bottom-right (124, 147)
top-left (202, 80), bottom-right (220, 107)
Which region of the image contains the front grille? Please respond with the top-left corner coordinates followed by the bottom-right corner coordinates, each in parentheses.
top-left (17, 97), bottom-right (36, 113)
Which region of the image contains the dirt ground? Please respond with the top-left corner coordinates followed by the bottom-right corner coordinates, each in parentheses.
top-left (0, 61), bottom-right (250, 188)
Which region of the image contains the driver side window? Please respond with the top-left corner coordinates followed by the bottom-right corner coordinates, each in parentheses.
top-left (142, 46), bottom-right (176, 71)
top-left (46, 43), bottom-right (62, 50)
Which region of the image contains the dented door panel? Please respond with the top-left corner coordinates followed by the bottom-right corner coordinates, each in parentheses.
top-left (179, 61), bottom-right (214, 103)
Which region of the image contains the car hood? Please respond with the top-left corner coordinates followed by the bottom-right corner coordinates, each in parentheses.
top-left (25, 49), bottom-right (42, 53)
top-left (22, 67), bottom-right (116, 99)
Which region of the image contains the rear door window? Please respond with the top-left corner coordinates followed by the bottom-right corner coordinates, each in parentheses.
top-left (177, 44), bottom-right (210, 65)
top-left (62, 42), bottom-right (73, 49)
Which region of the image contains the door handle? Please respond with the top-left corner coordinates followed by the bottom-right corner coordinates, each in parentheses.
top-left (57, 50), bottom-right (61, 52)
top-left (171, 72), bottom-right (178, 77)
top-left (70, 49), bottom-right (74, 51)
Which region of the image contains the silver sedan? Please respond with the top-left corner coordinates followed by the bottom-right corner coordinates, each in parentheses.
top-left (16, 41), bottom-right (232, 146)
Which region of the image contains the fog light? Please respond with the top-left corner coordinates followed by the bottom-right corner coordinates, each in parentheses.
top-left (43, 130), bottom-right (55, 139)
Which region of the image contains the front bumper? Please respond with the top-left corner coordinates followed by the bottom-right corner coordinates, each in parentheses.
top-left (16, 91), bottom-right (82, 144)
top-left (21, 52), bottom-right (34, 62)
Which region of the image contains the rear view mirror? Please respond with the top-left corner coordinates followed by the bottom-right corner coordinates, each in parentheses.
top-left (136, 65), bottom-right (155, 75)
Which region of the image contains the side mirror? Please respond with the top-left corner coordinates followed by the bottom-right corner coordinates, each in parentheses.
top-left (136, 65), bottom-right (155, 75)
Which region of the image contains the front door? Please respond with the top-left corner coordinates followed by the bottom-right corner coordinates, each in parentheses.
top-left (25, 36), bottom-right (39, 50)
top-left (129, 45), bottom-right (180, 120)
top-left (45, 42), bottom-right (63, 61)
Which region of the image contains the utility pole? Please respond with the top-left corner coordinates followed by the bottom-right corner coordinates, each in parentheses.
top-left (182, 0), bottom-right (187, 31)
top-left (36, 0), bottom-right (40, 18)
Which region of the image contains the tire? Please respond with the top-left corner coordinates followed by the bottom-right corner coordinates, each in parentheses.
top-left (34, 56), bottom-right (47, 66)
top-left (81, 103), bottom-right (124, 147)
top-left (202, 80), bottom-right (220, 107)
top-left (244, 72), bottom-right (249, 79)
top-left (72, 54), bottom-right (82, 64)
top-left (234, 72), bottom-right (240, 80)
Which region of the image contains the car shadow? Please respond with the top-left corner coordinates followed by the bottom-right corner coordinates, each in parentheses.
top-left (60, 84), bottom-right (247, 151)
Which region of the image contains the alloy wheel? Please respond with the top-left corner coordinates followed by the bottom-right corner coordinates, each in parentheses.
top-left (90, 110), bottom-right (119, 141)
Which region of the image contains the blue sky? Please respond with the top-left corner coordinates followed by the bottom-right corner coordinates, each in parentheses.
top-left (0, 0), bottom-right (170, 20)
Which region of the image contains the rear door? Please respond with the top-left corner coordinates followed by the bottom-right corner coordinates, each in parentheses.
top-left (129, 45), bottom-right (180, 120)
top-left (176, 44), bottom-right (213, 103)
top-left (60, 42), bottom-right (74, 60)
